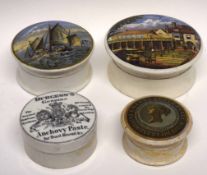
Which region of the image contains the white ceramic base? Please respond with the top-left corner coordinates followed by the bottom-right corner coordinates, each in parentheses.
top-left (24, 136), bottom-right (97, 169)
top-left (17, 63), bottom-right (92, 95)
top-left (122, 134), bottom-right (187, 166)
top-left (108, 61), bottom-right (195, 98)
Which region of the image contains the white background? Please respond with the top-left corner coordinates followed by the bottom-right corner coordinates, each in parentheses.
top-left (0, 0), bottom-right (207, 174)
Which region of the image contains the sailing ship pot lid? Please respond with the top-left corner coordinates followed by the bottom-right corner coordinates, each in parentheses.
top-left (20, 91), bottom-right (97, 168)
top-left (12, 20), bottom-right (94, 76)
top-left (106, 14), bottom-right (202, 79)
top-left (121, 96), bottom-right (192, 166)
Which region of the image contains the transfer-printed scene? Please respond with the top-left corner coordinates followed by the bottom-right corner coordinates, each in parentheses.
top-left (107, 15), bottom-right (201, 69)
top-left (12, 21), bottom-right (93, 69)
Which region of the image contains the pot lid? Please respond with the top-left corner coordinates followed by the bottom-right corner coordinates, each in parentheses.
top-left (12, 21), bottom-right (93, 71)
top-left (121, 96), bottom-right (192, 145)
top-left (106, 15), bottom-right (201, 78)
top-left (20, 91), bottom-right (97, 153)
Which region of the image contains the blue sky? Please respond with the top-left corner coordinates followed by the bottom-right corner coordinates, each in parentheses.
top-left (136, 15), bottom-right (185, 24)
top-left (14, 21), bottom-right (88, 42)
top-left (116, 15), bottom-right (188, 31)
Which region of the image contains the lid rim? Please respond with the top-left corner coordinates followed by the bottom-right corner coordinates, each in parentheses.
top-left (121, 96), bottom-right (193, 146)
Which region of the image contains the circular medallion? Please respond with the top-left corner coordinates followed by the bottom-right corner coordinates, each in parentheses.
top-left (107, 14), bottom-right (201, 70)
top-left (20, 91), bottom-right (96, 143)
top-left (12, 21), bottom-right (93, 70)
top-left (125, 97), bottom-right (188, 139)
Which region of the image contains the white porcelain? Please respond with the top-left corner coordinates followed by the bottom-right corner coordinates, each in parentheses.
top-left (12, 21), bottom-right (94, 95)
top-left (108, 60), bottom-right (195, 98)
top-left (17, 63), bottom-right (92, 95)
top-left (105, 14), bottom-right (202, 79)
top-left (121, 96), bottom-right (192, 166)
top-left (105, 15), bottom-right (202, 98)
top-left (20, 91), bottom-right (97, 169)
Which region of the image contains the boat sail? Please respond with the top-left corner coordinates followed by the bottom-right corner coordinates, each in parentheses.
top-left (24, 23), bottom-right (74, 58)
top-left (50, 23), bottom-right (68, 46)
top-left (24, 46), bottom-right (33, 58)
top-left (34, 37), bottom-right (44, 51)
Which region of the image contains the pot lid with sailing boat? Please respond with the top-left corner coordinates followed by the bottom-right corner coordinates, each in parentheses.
top-left (12, 21), bottom-right (93, 72)
top-left (105, 15), bottom-right (202, 79)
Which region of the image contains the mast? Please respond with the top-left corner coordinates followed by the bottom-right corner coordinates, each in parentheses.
top-left (41, 23), bottom-right (70, 52)
top-left (50, 23), bottom-right (67, 46)
top-left (43, 25), bottom-right (52, 52)
top-left (67, 29), bottom-right (72, 46)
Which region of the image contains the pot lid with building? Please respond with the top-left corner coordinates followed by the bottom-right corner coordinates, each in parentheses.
top-left (106, 15), bottom-right (201, 79)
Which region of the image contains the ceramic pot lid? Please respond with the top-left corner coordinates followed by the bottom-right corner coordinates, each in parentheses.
top-left (106, 15), bottom-right (201, 78)
top-left (12, 21), bottom-right (93, 70)
top-left (20, 91), bottom-right (97, 153)
top-left (121, 96), bottom-right (192, 145)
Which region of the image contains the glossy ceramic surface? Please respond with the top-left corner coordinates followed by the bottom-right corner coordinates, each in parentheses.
top-left (12, 21), bottom-right (93, 70)
top-left (20, 91), bottom-right (97, 168)
top-left (125, 97), bottom-right (188, 139)
top-left (20, 91), bottom-right (96, 145)
top-left (107, 15), bottom-right (201, 70)
top-left (121, 96), bottom-right (192, 166)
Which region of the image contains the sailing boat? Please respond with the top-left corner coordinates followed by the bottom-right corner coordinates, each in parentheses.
top-left (24, 23), bottom-right (75, 59)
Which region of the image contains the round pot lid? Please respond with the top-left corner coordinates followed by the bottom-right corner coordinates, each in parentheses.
top-left (20, 91), bottom-right (97, 153)
top-left (12, 21), bottom-right (93, 71)
top-left (121, 96), bottom-right (192, 145)
top-left (106, 15), bottom-right (201, 78)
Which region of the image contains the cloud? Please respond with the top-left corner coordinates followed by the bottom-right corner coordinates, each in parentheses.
top-left (118, 19), bottom-right (172, 31)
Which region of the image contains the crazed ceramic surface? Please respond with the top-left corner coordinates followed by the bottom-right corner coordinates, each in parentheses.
top-left (107, 15), bottom-right (201, 69)
top-left (123, 133), bottom-right (187, 166)
top-left (126, 97), bottom-right (188, 139)
top-left (121, 96), bottom-right (192, 166)
top-left (12, 21), bottom-right (93, 69)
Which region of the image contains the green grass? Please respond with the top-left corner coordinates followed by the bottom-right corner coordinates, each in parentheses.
top-left (156, 50), bottom-right (194, 66)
